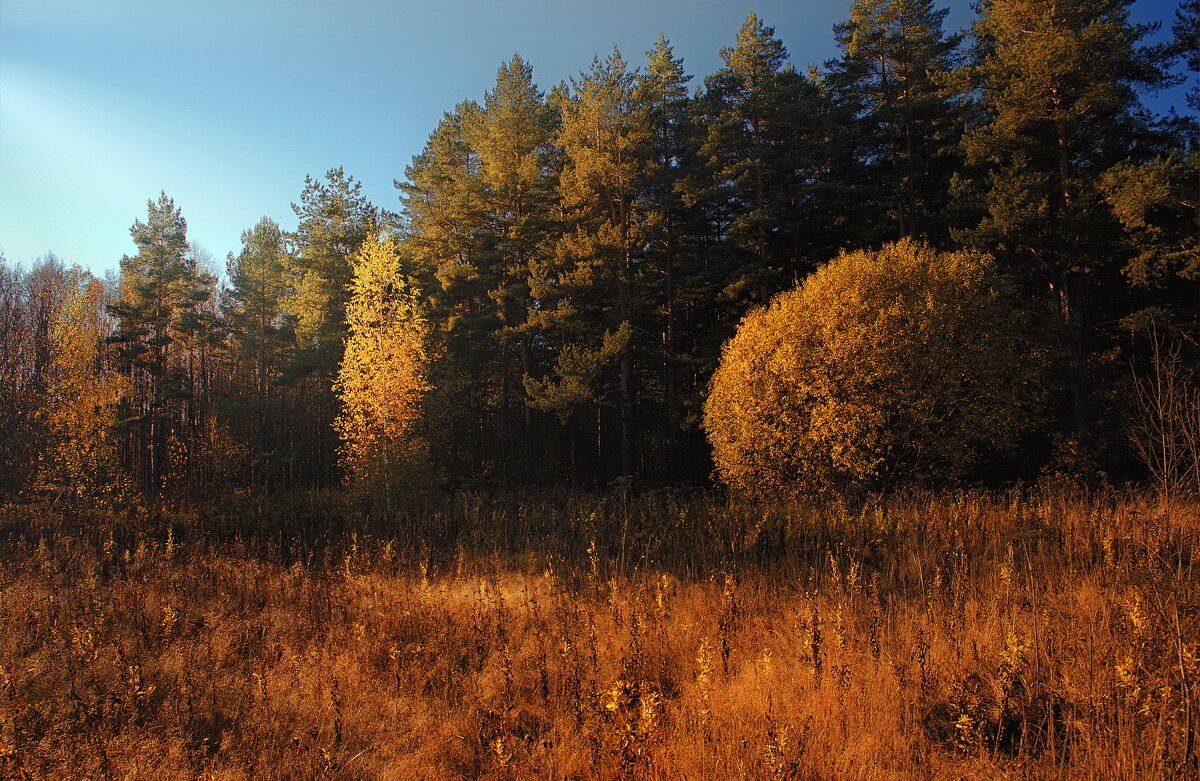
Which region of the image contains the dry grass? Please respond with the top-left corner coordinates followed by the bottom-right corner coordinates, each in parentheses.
top-left (0, 490), bottom-right (1197, 779)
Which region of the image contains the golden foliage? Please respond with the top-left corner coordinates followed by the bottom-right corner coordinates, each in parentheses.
top-left (36, 274), bottom-right (130, 501)
top-left (704, 239), bottom-right (1044, 496)
top-left (334, 235), bottom-right (432, 500)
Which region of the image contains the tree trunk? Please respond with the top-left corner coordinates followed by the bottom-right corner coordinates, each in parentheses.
top-left (619, 247), bottom-right (634, 482)
top-left (665, 223), bottom-right (676, 475)
top-left (1055, 275), bottom-right (1090, 451)
top-left (520, 337), bottom-right (533, 479)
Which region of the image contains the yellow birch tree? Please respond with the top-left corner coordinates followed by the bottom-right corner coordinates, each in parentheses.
top-left (334, 235), bottom-right (432, 506)
top-left (38, 271), bottom-right (131, 502)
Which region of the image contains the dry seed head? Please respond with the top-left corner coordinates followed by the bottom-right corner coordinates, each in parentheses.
top-left (998, 628), bottom-right (1029, 696)
top-left (604, 678), bottom-right (628, 713)
top-left (125, 664), bottom-right (154, 701)
top-left (501, 643), bottom-right (514, 697)
top-left (71, 625), bottom-right (95, 663)
top-left (639, 685), bottom-right (660, 736)
top-left (1124, 594), bottom-right (1147, 639)
top-left (492, 735), bottom-right (513, 767)
top-left (1184, 643), bottom-right (1200, 680)
top-left (810, 605), bottom-right (823, 679)
top-left (759, 646), bottom-right (774, 678)
top-left (160, 602), bottom-right (177, 639)
top-left (1000, 628), bottom-right (1028, 671)
top-left (341, 532), bottom-right (359, 578)
top-left (763, 724), bottom-right (790, 777)
top-left (832, 602), bottom-right (846, 649)
top-left (1114, 655), bottom-right (1141, 702)
top-left (954, 713), bottom-right (976, 751)
top-left (696, 638), bottom-right (714, 719)
top-left (419, 560), bottom-right (433, 606)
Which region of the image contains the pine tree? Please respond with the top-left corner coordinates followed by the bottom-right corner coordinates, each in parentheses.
top-left (700, 13), bottom-right (837, 310)
top-left (477, 55), bottom-right (560, 475)
top-left (224, 217), bottom-right (291, 484)
top-left (285, 168), bottom-right (381, 354)
top-left (1176, 1), bottom-right (1199, 113)
top-left (828, 0), bottom-right (964, 241)
top-left (702, 12), bottom-right (790, 305)
top-left (1175, 0), bottom-right (1200, 277)
top-left (638, 36), bottom-right (695, 474)
top-left (400, 101), bottom-right (496, 479)
top-left (400, 58), bottom-right (561, 484)
top-left (530, 47), bottom-right (649, 481)
top-left (956, 0), bottom-right (1171, 459)
top-left (1094, 1), bottom-right (1200, 330)
top-left (108, 192), bottom-right (213, 496)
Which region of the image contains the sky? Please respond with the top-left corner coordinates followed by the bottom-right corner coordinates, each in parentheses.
top-left (0, 0), bottom-right (1192, 277)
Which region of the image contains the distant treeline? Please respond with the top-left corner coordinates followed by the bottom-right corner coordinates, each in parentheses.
top-left (1, 0), bottom-right (1197, 502)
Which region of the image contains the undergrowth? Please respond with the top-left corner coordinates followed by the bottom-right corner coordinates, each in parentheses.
top-left (0, 489), bottom-right (1196, 779)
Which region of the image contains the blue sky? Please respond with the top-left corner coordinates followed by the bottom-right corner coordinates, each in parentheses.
top-left (0, 0), bottom-right (1191, 276)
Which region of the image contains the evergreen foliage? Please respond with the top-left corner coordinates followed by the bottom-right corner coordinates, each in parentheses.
top-left (107, 193), bottom-right (216, 495)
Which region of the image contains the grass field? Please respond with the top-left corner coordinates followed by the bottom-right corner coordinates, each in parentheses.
top-left (0, 489), bottom-right (1196, 779)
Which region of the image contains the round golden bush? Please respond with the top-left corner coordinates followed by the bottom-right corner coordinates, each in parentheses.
top-left (703, 239), bottom-right (1043, 497)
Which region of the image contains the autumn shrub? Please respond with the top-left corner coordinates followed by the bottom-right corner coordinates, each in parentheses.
top-left (704, 239), bottom-right (1045, 497)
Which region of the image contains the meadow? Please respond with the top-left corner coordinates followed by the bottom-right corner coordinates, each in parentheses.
top-left (0, 489), bottom-right (1196, 780)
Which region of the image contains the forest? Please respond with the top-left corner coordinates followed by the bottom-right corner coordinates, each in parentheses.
top-left (1, 0), bottom-right (1200, 778)
top-left (0, 0), bottom-right (1195, 499)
